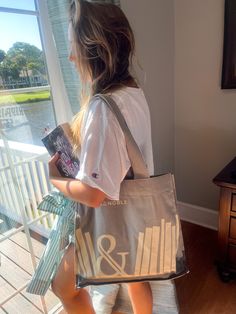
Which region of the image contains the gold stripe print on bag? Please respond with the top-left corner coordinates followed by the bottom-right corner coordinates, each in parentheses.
top-left (75, 214), bottom-right (180, 278)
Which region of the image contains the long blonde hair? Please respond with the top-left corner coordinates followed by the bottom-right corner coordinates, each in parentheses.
top-left (69, 0), bottom-right (135, 151)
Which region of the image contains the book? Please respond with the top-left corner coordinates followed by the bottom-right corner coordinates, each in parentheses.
top-left (42, 123), bottom-right (80, 178)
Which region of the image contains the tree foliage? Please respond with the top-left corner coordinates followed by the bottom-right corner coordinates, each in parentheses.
top-left (0, 50), bottom-right (6, 63)
top-left (0, 42), bottom-right (46, 86)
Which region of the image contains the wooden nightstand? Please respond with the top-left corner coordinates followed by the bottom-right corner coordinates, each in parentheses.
top-left (213, 157), bottom-right (236, 282)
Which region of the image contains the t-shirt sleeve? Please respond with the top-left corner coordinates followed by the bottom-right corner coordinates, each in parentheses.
top-left (75, 97), bottom-right (131, 200)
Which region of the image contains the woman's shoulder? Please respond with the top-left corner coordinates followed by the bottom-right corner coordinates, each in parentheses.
top-left (111, 85), bottom-right (144, 96)
top-left (87, 86), bottom-right (148, 122)
top-left (112, 86), bottom-right (146, 102)
top-left (89, 85), bottom-right (145, 104)
top-left (111, 86), bottom-right (149, 114)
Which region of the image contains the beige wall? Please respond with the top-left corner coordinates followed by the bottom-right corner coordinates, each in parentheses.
top-left (175, 0), bottom-right (236, 210)
top-left (120, 0), bottom-right (175, 174)
top-left (121, 0), bottom-right (236, 211)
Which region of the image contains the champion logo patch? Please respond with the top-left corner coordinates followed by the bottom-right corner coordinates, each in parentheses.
top-left (92, 172), bottom-right (99, 179)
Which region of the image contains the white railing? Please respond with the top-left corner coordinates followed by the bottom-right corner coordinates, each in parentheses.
top-left (0, 139), bottom-right (55, 238)
top-left (0, 139), bottom-right (57, 312)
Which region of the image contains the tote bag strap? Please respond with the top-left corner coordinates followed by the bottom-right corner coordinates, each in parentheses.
top-left (95, 94), bottom-right (149, 179)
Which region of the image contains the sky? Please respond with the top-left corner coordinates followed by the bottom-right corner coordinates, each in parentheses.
top-left (0, 0), bottom-right (42, 53)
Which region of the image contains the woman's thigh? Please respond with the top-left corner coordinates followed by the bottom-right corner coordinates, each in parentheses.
top-left (51, 243), bottom-right (77, 298)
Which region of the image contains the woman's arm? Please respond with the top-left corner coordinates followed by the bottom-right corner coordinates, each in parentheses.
top-left (49, 153), bottom-right (106, 207)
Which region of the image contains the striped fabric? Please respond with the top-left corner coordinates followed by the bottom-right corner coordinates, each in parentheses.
top-left (26, 192), bottom-right (76, 295)
top-left (46, 0), bottom-right (81, 115)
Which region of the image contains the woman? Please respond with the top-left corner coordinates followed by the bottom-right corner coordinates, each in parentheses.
top-left (49, 1), bottom-right (154, 313)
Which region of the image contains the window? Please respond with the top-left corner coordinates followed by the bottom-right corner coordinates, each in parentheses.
top-left (0, 10), bottom-right (56, 145)
top-left (0, 0), bottom-right (36, 11)
top-left (0, 1), bottom-right (70, 312)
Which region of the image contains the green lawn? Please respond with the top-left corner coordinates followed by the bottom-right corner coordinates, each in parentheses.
top-left (0, 90), bottom-right (50, 105)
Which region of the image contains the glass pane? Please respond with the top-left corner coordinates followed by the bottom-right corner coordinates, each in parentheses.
top-left (0, 0), bottom-right (36, 11)
top-left (0, 12), bottom-right (41, 54)
top-left (0, 8), bottom-right (59, 313)
top-left (0, 12), bottom-right (56, 145)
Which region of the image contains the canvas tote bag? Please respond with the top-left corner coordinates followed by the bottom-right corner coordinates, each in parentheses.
top-left (75, 94), bottom-right (188, 288)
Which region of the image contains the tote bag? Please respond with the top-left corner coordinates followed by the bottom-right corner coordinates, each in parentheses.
top-left (75, 94), bottom-right (188, 288)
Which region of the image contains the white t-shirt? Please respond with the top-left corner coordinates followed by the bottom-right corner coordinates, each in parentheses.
top-left (76, 86), bottom-right (154, 200)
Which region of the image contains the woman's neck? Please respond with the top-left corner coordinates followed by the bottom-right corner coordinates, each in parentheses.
top-left (122, 77), bottom-right (138, 88)
top-left (95, 77), bottom-right (139, 95)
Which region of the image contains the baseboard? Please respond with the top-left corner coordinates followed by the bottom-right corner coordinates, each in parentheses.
top-left (177, 201), bottom-right (218, 230)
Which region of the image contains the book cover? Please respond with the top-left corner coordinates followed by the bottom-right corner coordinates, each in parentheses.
top-left (42, 123), bottom-right (80, 178)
